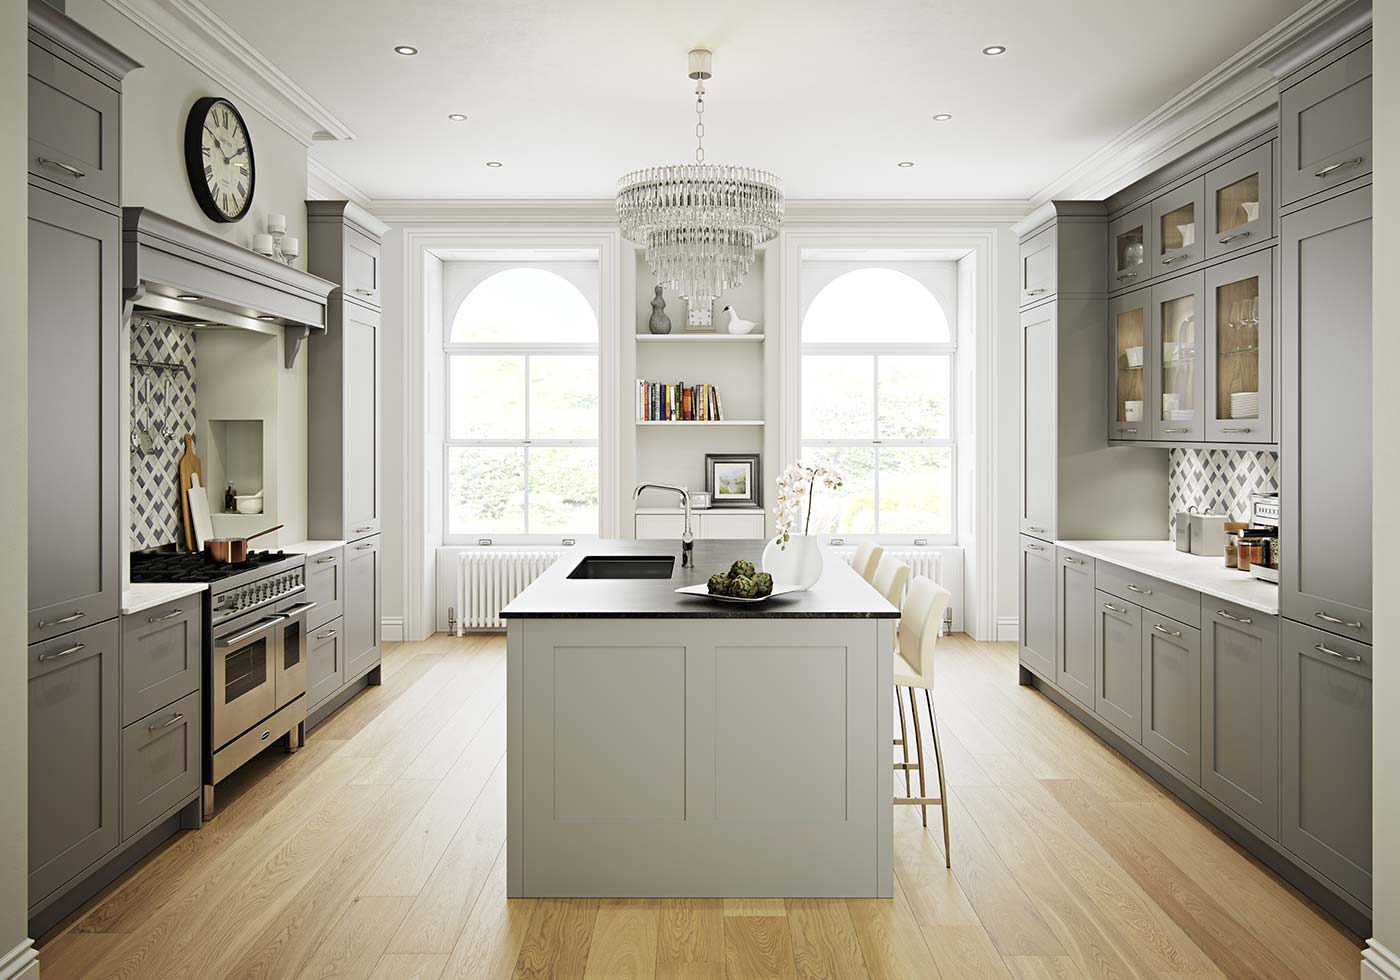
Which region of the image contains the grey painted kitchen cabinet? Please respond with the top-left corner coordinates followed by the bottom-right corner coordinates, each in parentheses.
top-left (1108, 204), bottom-right (1151, 290)
top-left (307, 618), bottom-right (346, 710)
top-left (120, 595), bottom-right (200, 726)
top-left (1018, 226), bottom-right (1056, 306)
top-left (27, 30), bottom-right (122, 208)
top-left (1107, 288), bottom-right (1151, 441)
top-left (1281, 620), bottom-right (1371, 904)
top-left (120, 690), bottom-right (200, 840)
top-left (1093, 591), bottom-right (1142, 742)
top-left (306, 200), bottom-right (384, 310)
top-left (1054, 548), bottom-right (1095, 708)
top-left (1020, 303), bottom-right (1057, 540)
top-left (1281, 186), bottom-right (1371, 643)
top-left (1018, 536), bottom-right (1056, 683)
top-left (1279, 40), bottom-right (1371, 207)
top-left (344, 535), bottom-right (382, 682)
top-left (28, 185), bottom-right (119, 645)
top-left (1140, 612), bottom-right (1201, 784)
top-left (28, 620), bottom-right (119, 908)
top-left (1201, 602), bottom-right (1279, 839)
top-left (303, 547), bottom-right (344, 632)
top-left (1150, 272), bottom-right (1206, 443)
top-left (1151, 178), bottom-right (1205, 275)
top-left (1204, 250), bottom-right (1274, 444)
top-left (1203, 143), bottom-right (1273, 259)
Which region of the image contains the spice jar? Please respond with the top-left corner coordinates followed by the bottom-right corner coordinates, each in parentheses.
top-left (1223, 522), bottom-right (1248, 568)
top-left (1238, 540), bottom-right (1263, 572)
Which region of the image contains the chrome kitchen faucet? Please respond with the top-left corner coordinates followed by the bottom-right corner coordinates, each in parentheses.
top-left (633, 483), bottom-right (694, 567)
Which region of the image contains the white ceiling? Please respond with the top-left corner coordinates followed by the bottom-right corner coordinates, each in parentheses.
top-left (205, 0), bottom-right (1308, 201)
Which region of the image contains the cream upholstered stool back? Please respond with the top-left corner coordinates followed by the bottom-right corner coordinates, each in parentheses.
top-left (851, 541), bottom-right (884, 584)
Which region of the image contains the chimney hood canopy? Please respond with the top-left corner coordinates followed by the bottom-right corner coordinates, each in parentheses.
top-left (122, 208), bottom-right (337, 366)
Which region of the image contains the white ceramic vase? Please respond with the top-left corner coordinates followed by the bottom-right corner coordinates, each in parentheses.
top-left (761, 534), bottom-right (823, 591)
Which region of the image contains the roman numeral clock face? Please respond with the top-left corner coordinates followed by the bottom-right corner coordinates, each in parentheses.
top-left (184, 97), bottom-right (255, 222)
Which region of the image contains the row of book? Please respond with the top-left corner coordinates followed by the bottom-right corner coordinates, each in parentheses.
top-left (637, 379), bottom-right (724, 421)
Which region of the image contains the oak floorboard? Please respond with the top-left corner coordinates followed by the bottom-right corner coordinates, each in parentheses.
top-left (655, 899), bottom-right (724, 980)
top-left (722, 915), bottom-right (798, 980)
top-left (509, 899), bottom-right (599, 980)
top-left (291, 895), bottom-right (413, 980)
top-left (440, 847), bottom-right (535, 980)
top-left (582, 905), bottom-right (659, 980)
top-left (722, 899), bottom-right (788, 917)
top-left (1004, 955), bottom-right (1091, 980)
top-left (786, 899), bottom-right (871, 980)
top-left (845, 879), bottom-right (944, 980)
top-left (368, 953), bottom-right (450, 980)
top-left (918, 924), bottom-right (1016, 980)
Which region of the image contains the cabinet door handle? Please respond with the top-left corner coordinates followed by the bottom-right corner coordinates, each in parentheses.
top-left (1127, 584), bottom-right (1153, 596)
top-left (149, 609), bottom-right (184, 622)
top-left (316, 556), bottom-right (338, 564)
top-left (1151, 624), bottom-right (1181, 637)
top-left (37, 156), bottom-right (86, 178)
top-left (316, 629), bottom-right (337, 640)
top-left (1314, 610), bottom-right (1364, 630)
top-left (1063, 556), bottom-right (1085, 565)
top-left (1163, 427), bottom-right (1190, 434)
top-left (355, 525), bottom-right (374, 533)
top-left (1117, 427), bottom-right (1138, 434)
top-left (1315, 643), bottom-right (1363, 664)
top-left (37, 611), bottom-right (86, 629)
top-left (1220, 427), bottom-right (1253, 433)
top-left (1027, 288), bottom-right (1047, 295)
top-left (1027, 526), bottom-right (1047, 533)
top-left (1026, 543), bottom-right (1046, 551)
top-left (1102, 602), bottom-right (1127, 614)
top-left (38, 642), bottom-right (85, 662)
top-left (148, 712), bottom-right (185, 732)
top-left (354, 288), bottom-right (376, 296)
top-left (1161, 253), bottom-right (1187, 265)
top-left (1315, 157), bottom-right (1363, 178)
top-left (356, 543), bottom-right (374, 550)
top-left (1216, 609), bottom-right (1252, 624)
top-left (1116, 272), bottom-right (1138, 281)
top-left (1217, 231), bottom-right (1251, 244)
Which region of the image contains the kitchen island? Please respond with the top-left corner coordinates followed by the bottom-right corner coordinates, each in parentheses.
top-left (501, 539), bottom-right (898, 898)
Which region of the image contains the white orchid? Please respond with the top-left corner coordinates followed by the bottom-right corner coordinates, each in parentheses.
top-left (773, 457), bottom-right (844, 548)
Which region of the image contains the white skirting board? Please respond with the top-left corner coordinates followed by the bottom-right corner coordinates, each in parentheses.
top-left (996, 615), bottom-right (1020, 642)
top-left (1364, 940), bottom-right (1400, 980)
top-left (0, 940), bottom-right (38, 980)
top-left (381, 617), bottom-right (404, 642)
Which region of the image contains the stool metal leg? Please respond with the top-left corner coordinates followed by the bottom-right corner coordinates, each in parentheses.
top-left (908, 687), bottom-right (928, 828)
top-left (895, 687), bottom-right (912, 797)
top-left (926, 688), bottom-right (950, 868)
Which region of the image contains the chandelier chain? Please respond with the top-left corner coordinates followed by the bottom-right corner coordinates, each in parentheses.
top-left (694, 80), bottom-right (705, 163)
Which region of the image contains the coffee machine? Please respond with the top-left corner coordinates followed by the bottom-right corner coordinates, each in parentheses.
top-left (1243, 493), bottom-right (1280, 583)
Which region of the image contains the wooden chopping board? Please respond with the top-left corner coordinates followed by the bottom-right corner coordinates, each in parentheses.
top-left (177, 433), bottom-right (203, 551)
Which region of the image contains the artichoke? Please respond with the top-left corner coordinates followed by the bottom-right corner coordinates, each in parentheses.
top-left (728, 575), bottom-right (757, 599)
top-left (707, 573), bottom-right (731, 595)
top-left (728, 559), bottom-right (756, 580)
top-left (751, 572), bottom-right (773, 597)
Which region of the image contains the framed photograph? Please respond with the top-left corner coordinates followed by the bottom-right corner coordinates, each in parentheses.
top-left (705, 453), bottom-right (761, 508)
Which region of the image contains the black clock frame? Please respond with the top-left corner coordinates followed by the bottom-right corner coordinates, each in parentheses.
top-left (184, 96), bottom-right (256, 223)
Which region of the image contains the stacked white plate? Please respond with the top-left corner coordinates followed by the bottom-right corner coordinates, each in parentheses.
top-left (1168, 409), bottom-right (1195, 421)
top-left (1230, 391), bottom-right (1259, 419)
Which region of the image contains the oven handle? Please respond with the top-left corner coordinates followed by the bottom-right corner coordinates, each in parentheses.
top-left (280, 601), bottom-right (318, 619)
top-left (216, 615), bottom-right (286, 648)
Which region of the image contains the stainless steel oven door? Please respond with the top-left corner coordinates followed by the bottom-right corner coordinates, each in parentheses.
top-left (213, 613), bottom-right (284, 747)
top-left (274, 599), bottom-right (316, 709)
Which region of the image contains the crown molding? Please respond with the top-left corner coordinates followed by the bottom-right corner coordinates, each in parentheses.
top-left (784, 199), bottom-right (1031, 225)
top-left (370, 199), bottom-right (618, 226)
top-left (103, 0), bottom-right (356, 146)
top-left (1030, 0), bottom-right (1370, 206)
top-left (306, 158), bottom-right (372, 208)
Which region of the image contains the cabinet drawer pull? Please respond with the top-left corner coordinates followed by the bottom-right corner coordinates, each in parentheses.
top-left (1314, 610), bottom-right (1364, 630)
top-left (1163, 427), bottom-right (1190, 434)
top-left (1063, 557), bottom-right (1085, 565)
top-left (1315, 157), bottom-right (1363, 178)
top-left (1102, 602), bottom-right (1127, 614)
top-left (316, 629), bottom-right (338, 640)
top-left (1216, 609), bottom-right (1252, 624)
top-left (1116, 272), bottom-right (1138, 281)
top-left (354, 288), bottom-right (376, 296)
top-left (38, 642), bottom-right (85, 662)
top-left (37, 611), bottom-right (86, 629)
top-left (355, 525), bottom-right (374, 533)
top-left (1161, 253), bottom-right (1187, 265)
top-left (1027, 526), bottom-right (1047, 533)
top-left (1027, 288), bottom-right (1047, 296)
top-left (316, 555), bottom-right (338, 564)
top-left (1151, 624), bottom-right (1182, 637)
top-left (1217, 231), bottom-right (1251, 244)
top-left (37, 156), bottom-right (86, 178)
top-left (1220, 427), bottom-right (1252, 433)
top-left (356, 543), bottom-right (374, 550)
top-left (1315, 643), bottom-right (1363, 664)
top-left (1126, 584), bottom-right (1153, 596)
top-left (1117, 427), bottom-right (1138, 434)
top-left (149, 609), bottom-right (184, 622)
top-left (1026, 543), bottom-right (1046, 551)
top-left (148, 712), bottom-right (185, 732)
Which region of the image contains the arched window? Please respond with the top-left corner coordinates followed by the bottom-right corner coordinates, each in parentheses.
top-left (444, 264), bottom-right (600, 537)
top-left (799, 264), bottom-right (956, 538)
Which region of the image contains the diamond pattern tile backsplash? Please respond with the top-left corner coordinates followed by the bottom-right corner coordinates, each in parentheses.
top-left (131, 317), bottom-right (196, 550)
top-left (1167, 448), bottom-right (1279, 541)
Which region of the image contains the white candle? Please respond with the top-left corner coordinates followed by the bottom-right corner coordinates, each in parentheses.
top-left (281, 236), bottom-right (300, 258)
top-left (252, 233), bottom-right (274, 255)
top-left (267, 213), bottom-right (287, 233)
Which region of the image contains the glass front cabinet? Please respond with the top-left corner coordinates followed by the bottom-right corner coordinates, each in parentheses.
top-left (1205, 250), bottom-right (1273, 443)
top-left (1151, 273), bottom-right (1206, 442)
top-left (1108, 289), bottom-right (1151, 440)
top-left (1152, 179), bottom-right (1205, 275)
top-left (1205, 144), bottom-right (1273, 260)
top-left (1109, 204), bottom-right (1152, 290)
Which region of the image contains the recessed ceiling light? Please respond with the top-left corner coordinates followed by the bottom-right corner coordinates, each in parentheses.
top-left (256, 315), bottom-right (277, 321)
top-left (932, 113), bottom-right (953, 121)
top-left (485, 160), bottom-right (503, 168)
top-left (981, 44), bottom-right (1007, 56)
top-left (393, 44), bottom-right (419, 56)
top-left (447, 113), bottom-right (468, 121)
top-left (177, 294), bottom-right (202, 301)
top-left (897, 161), bottom-right (915, 168)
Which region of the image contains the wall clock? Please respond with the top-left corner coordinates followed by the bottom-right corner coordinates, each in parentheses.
top-left (184, 96), bottom-right (256, 223)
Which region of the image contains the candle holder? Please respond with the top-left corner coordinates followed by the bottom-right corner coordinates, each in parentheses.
top-left (252, 216), bottom-right (299, 266)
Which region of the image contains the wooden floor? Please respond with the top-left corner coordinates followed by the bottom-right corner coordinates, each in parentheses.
top-left (37, 632), bottom-right (1362, 980)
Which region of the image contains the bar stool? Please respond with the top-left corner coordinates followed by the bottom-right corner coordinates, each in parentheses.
top-left (871, 553), bottom-right (909, 609)
top-left (851, 541), bottom-right (885, 584)
top-left (892, 576), bottom-right (952, 866)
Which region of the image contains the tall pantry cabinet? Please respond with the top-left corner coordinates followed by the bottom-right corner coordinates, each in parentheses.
top-left (306, 201), bottom-right (390, 721)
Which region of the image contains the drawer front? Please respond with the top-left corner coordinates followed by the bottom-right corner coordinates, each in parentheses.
top-left (121, 595), bottom-right (201, 726)
top-left (344, 227), bottom-right (381, 306)
top-left (28, 40), bottom-right (120, 206)
top-left (307, 617), bottom-right (345, 709)
top-left (1141, 612), bottom-right (1202, 784)
top-left (303, 549), bottom-right (344, 632)
top-left (121, 691), bottom-right (200, 839)
top-left (698, 511), bottom-right (766, 539)
top-left (1019, 226), bottom-right (1057, 306)
top-left (1280, 43), bottom-right (1371, 206)
top-left (1095, 561), bottom-right (1200, 627)
top-left (636, 514), bottom-right (685, 539)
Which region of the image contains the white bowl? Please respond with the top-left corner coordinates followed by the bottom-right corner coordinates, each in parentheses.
top-left (235, 495), bottom-right (263, 515)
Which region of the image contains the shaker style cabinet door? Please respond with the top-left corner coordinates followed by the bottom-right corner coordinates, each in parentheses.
top-left (1279, 42), bottom-right (1371, 206)
top-left (1140, 612), bottom-right (1201, 784)
top-left (1281, 187), bottom-right (1371, 642)
top-left (306, 618), bottom-right (345, 710)
top-left (1150, 273), bottom-right (1206, 443)
top-left (1107, 289), bottom-right (1151, 441)
top-left (1108, 204), bottom-right (1152, 290)
top-left (302, 548), bottom-right (344, 632)
top-left (1151, 178), bottom-right (1205, 275)
top-left (1020, 305), bottom-right (1057, 539)
top-left (343, 303), bottom-right (381, 540)
top-left (28, 39), bottom-right (121, 206)
top-left (1019, 226), bottom-right (1057, 307)
top-left (1094, 592), bottom-right (1141, 742)
top-left (1204, 143), bottom-right (1273, 259)
top-left (343, 227), bottom-right (381, 308)
top-left (343, 535), bottom-right (382, 682)
top-left (1204, 250), bottom-right (1273, 444)
top-left (1281, 621), bottom-right (1371, 904)
top-left (1018, 537), bottom-right (1057, 683)
top-left (28, 185), bottom-right (119, 644)
top-left (1055, 548), bottom-right (1095, 708)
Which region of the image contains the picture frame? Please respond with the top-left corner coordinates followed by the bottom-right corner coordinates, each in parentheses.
top-left (705, 453), bottom-right (761, 508)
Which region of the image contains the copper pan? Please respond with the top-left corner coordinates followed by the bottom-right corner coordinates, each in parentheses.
top-left (204, 524), bottom-right (283, 564)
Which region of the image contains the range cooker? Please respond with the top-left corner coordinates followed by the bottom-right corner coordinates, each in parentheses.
top-left (131, 549), bottom-right (315, 817)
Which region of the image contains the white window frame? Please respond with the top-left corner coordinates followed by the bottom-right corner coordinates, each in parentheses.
top-left (441, 263), bottom-right (602, 544)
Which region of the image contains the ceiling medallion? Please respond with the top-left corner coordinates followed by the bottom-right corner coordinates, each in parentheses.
top-left (616, 48), bottom-right (783, 327)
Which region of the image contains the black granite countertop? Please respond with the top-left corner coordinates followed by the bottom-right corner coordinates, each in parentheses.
top-left (500, 539), bottom-right (899, 619)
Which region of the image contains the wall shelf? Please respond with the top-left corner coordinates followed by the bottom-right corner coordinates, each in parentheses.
top-left (636, 334), bottom-right (765, 343)
top-left (635, 419), bottom-right (765, 427)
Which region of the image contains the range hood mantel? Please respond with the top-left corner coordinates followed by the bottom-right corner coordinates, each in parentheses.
top-left (122, 208), bottom-right (338, 367)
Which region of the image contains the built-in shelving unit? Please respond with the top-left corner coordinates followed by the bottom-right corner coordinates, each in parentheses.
top-left (635, 419), bottom-right (765, 427)
top-left (635, 333), bottom-right (765, 343)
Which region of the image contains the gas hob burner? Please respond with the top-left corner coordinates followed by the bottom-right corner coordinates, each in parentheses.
top-left (130, 548), bottom-right (293, 584)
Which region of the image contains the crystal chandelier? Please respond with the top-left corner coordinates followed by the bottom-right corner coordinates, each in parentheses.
top-left (616, 48), bottom-right (783, 326)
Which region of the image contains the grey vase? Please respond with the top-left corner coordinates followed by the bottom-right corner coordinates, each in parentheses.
top-left (648, 285), bottom-right (672, 335)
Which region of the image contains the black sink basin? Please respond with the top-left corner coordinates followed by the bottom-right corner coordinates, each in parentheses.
top-left (567, 555), bottom-right (676, 580)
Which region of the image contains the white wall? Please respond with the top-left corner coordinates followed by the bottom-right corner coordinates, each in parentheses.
top-left (1368, 5), bottom-right (1398, 977)
top-left (1, 0), bottom-right (32, 970)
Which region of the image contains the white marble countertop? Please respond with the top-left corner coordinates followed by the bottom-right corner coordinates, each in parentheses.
top-left (278, 539), bottom-right (346, 557)
top-left (1057, 539), bottom-right (1280, 615)
top-left (121, 582), bottom-right (207, 616)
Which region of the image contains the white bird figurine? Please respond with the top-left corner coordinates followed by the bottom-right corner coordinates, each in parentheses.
top-left (722, 305), bottom-right (759, 335)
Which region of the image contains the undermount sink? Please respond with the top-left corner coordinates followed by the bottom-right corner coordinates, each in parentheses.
top-left (567, 555), bottom-right (676, 580)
